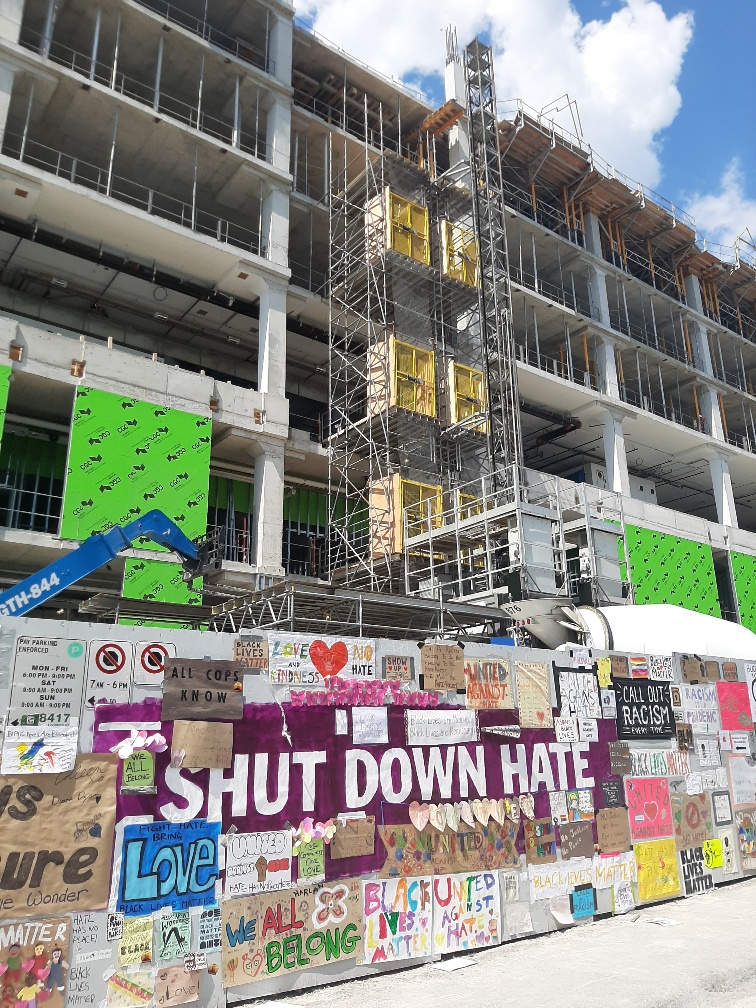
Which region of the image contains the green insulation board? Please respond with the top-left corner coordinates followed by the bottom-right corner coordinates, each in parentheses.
top-left (120, 558), bottom-right (203, 630)
top-left (60, 387), bottom-right (211, 544)
top-left (0, 364), bottom-right (11, 446)
top-left (625, 525), bottom-right (720, 616)
top-left (731, 552), bottom-right (756, 632)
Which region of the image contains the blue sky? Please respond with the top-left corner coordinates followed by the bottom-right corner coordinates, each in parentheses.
top-left (298, 0), bottom-right (755, 247)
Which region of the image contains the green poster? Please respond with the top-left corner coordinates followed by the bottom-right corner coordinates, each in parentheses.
top-left (0, 364), bottom-right (11, 446)
top-left (121, 750), bottom-right (156, 794)
top-left (60, 387), bottom-right (211, 544)
top-left (731, 551), bottom-right (756, 632)
top-left (625, 525), bottom-right (720, 617)
top-left (297, 839), bottom-right (325, 883)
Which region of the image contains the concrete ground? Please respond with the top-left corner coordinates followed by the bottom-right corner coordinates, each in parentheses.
top-left (258, 880), bottom-right (756, 1008)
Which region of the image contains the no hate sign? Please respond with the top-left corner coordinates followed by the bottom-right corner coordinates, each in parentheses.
top-left (162, 659), bottom-right (244, 720)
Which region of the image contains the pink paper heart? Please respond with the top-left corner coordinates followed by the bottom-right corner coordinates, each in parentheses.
top-left (459, 800), bottom-right (475, 828)
top-left (409, 800), bottom-right (430, 832)
top-left (472, 798), bottom-right (489, 826)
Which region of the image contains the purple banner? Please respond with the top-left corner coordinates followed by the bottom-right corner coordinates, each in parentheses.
top-left (95, 701), bottom-right (616, 878)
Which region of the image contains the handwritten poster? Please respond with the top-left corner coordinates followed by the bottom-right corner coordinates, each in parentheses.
top-left (735, 808), bottom-right (756, 870)
top-left (681, 684), bottom-right (719, 732)
top-left (712, 790), bottom-right (733, 826)
top-left (716, 681), bottom-right (753, 731)
top-left (158, 912), bottom-right (192, 961)
top-left (121, 750), bottom-right (156, 794)
top-left (268, 633), bottom-right (375, 684)
top-left (680, 846), bottom-right (713, 896)
top-left (0, 916), bottom-right (70, 1008)
top-left (154, 965), bottom-right (201, 1007)
top-left (596, 807), bottom-right (631, 853)
top-left (625, 778), bottom-right (673, 840)
top-left (649, 655), bottom-right (674, 682)
top-left (117, 819), bottom-right (220, 915)
top-left (554, 667), bottom-right (600, 718)
top-left (162, 660), bottom-right (244, 720)
top-left (0, 754), bottom-right (117, 920)
top-left (233, 638), bottom-right (268, 669)
top-left (559, 820), bottom-right (595, 859)
top-left (421, 644), bottom-right (465, 691)
top-left (297, 839), bottom-right (325, 883)
top-left (515, 662), bottom-right (553, 728)
top-left (431, 872), bottom-right (501, 953)
top-left (352, 707), bottom-right (389, 744)
top-left (171, 720), bottom-right (233, 769)
top-left (719, 827), bottom-right (737, 875)
top-left (524, 818), bottom-right (557, 864)
top-left (404, 709), bottom-right (479, 745)
top-left (106, 968), bottom-right (154, 1007)
top-left (634, 838), bottom-right (682, 903)
top-left (464, 660), bottom-right (513, 709)
top-left (222, 877), bottom-right (362, 986)
top-left (384, 656), bottom-right (413, 682)
top-left (118, 916), bottom-right (153, 966)
top-left (672, 793), bottom-right (713, 850)
top-left (70, 912), bottom-right (115, 1008)
top-left (0, 723), bottom-right (79, 773)
top-left (362, 876), bottom-right (432, 964)
top-left (727, 755), bottom-right (756, 808)
top-left (378, 822), bottom-right (518, 877)
top-left (225, 831), bottom-right (292, 896)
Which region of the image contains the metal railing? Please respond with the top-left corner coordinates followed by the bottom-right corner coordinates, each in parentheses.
top-left (2, 130), bottom-right (268, 258)
top-left (19, 26), bottom-right (278, 167)
top-left (134, 0), bottom-right (272, 75)
top-left (509, 263), bottom-right (597, 320)
top-left (289, 258), bottom-right (327, 296)
top-left (0, 485), bottom-right (62, 535)
top-left (516, 343), bottom-right (596, 389)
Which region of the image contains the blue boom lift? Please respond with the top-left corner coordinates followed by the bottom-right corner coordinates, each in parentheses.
top-left (0, 509), bottom-right (213, 617)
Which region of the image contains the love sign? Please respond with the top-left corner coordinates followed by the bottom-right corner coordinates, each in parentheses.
top-left (268, 634), bottom-right (375, 685)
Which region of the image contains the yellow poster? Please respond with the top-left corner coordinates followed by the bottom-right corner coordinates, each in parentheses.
top-left (634, 839), bottom-right (681, 903)
top-left (596, 657), bottom-right (612, 689)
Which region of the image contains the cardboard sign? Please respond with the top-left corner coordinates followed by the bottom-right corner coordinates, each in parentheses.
top-left (117, 819), bottom-right (220, 915)
top-left (625, 777), bottom-right (674, 841)
top-left (722, 661), bottom-right (738, 682)
top-left (672, 793), bottom-right (713, 850)
top-left (0, 754), bottom-right (117, 919)
top-left (614, 679), bottom-right (674, 739)
top-left (515, 661), bottom-right (553, 728)
top-left (384, 656), bottom-right (413, 682)
top-left (378, 821), bottom-right (518, 877)
top-left (716, 681), bottom-right (753, 731)
top-left (221, 877), bottom-right (362, 985)
top-left (172, 719), bottom-right (233, 769)
top-left (524, 818), bottom-right (557, 865)
top-left (559, 820), bottom-right (594, 859)
top-left (0, 916), bottom-right (70, 1008)
top-left (233, 639), bottom-right (268, 669)
top-left (421, 644), bottom-right (465, 691)
top-left (121, 749), bottom-right (156, 794)
top-left (676, 724), bottom-right (694, 751)
top-left (597, 806), bottom-right (631, 852)
top-left (704, 661), bottom-right (720, 682)
top-left (331, 816), bottom-right (376, 859)
top-left (610, 656), bottom-right (629, 678)
top-left (681, 656), bottom-right (705, 683)
top-left (162, 660), bottom-right (244, 720)
top-left (431, 872), bottom-right (501, 953)
top-left (225, 830), bottom-right (292, 896)
top-left (155, 965), bottom-right (200, 1007)
top-left (8, 636), bottom-right (86, 725)
top-left (464, 660), bottom-right (514, 709)
top-left (634, 838), bottom-right (681, 903)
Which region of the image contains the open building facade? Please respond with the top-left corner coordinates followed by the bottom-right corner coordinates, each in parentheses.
top-left (0, 0), bottom-right (754, 635)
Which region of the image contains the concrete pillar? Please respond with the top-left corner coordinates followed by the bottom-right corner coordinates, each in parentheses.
top-left (0, 62), bottom-right (16, 143)
top-left (587, 264), bottom-right (610, 327)
top-left (583, 211), bottom-right (603, 259)
top-left (261, 183), bottom-right (289, 266)
top-left (683, 274), bottom-right (715, 375)
top-left (444, 57), bottom-right (469, 172)
top-left (268, 12), bottom-right (292, 86)
top-left (0, 0), bottom-right (25, 44)
top-left (698, 384), bottom-right (725, 440)
top-left (708, 451), bottom-right (738, 528)
top-left (265, 93), bottom-right (290, 172)
top-left (684, 272), bottom-right (704, 314)
top-left (252, 438), bottom-right (286, 573)
top-left (595, 335), bottom-right (620, 400)
top-left (601, 408), bottom-right (631, 497)
top-left (257, 279), bottom-right (287, 397)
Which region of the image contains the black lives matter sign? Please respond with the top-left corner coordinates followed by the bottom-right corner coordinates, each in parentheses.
top-left (614, 678), bottom-right (674, 739)
top-left (162, 659), bottom-right (244, 720)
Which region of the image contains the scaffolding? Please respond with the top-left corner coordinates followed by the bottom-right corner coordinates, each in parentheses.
top-left (326, 39), bottom-right (496, 595)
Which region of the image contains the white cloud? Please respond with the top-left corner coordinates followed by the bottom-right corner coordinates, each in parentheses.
top-left (686, 160), bottom-right (756, 252)
top-left (297, 0), bottom-right (693, 188)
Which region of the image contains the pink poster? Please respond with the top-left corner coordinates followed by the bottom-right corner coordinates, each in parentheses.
top-left (716, 682), bottom-right (753, 731)
top-left (625, 777), bottom-right (674, 841)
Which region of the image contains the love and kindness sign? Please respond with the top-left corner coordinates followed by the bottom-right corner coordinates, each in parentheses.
top-left (268, 634), bottom-right (376, 685)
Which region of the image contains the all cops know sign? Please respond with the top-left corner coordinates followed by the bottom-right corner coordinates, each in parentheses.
top-left (614, 678), bottom-right (674, 740)
top-left (162, 659), bottom-right (244, 720)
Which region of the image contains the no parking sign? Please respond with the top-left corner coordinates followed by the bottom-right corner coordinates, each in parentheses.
top-left (84, 639), bottom-right (134, 708)
top-left (134, 641), bottom-right (177, 686)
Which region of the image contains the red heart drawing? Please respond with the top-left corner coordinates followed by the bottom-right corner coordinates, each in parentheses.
top-left (644, 801), bottom-right (659, 822)
top-left (536, 710), bottom-right (545, 723)
top-left (310, 640), bottom-right (349, 678)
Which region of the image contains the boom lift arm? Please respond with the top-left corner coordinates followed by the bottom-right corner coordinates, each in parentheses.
top-left (0, 509), bottom-right (212, 617)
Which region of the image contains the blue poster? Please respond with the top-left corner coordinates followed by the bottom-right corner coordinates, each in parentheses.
top-left (117, 818), bottom-right (220, 916)
top-left (570, 884), bottom-right (596, 920)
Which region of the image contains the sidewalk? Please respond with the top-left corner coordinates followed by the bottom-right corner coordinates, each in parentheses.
top-left (266, 879), bottom-right (756, 1008)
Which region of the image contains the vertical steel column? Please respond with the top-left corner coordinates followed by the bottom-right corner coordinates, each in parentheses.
top-left (111, 13), bottom-right (121, 90)
top-left (106, 109), bottom-right (118, 196)
top-left (90, 7), bottom-right (101, 81)
top-left (232, 75), bottom-right (241, 149)
top-left (154, 35), bottom-right (164, 113)
top-left (40, 0), bottom-right (58, 58)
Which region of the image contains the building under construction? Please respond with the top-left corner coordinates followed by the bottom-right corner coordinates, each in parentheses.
top-left (0, 0), bottom-right (754, 640)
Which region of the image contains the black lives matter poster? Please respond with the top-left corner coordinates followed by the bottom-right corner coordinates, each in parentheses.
top-left (614, 678), bottom-right (674, 739)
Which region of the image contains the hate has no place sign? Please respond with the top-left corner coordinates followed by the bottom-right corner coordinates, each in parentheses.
top-left (162, 658), bottom-right (244, 720)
